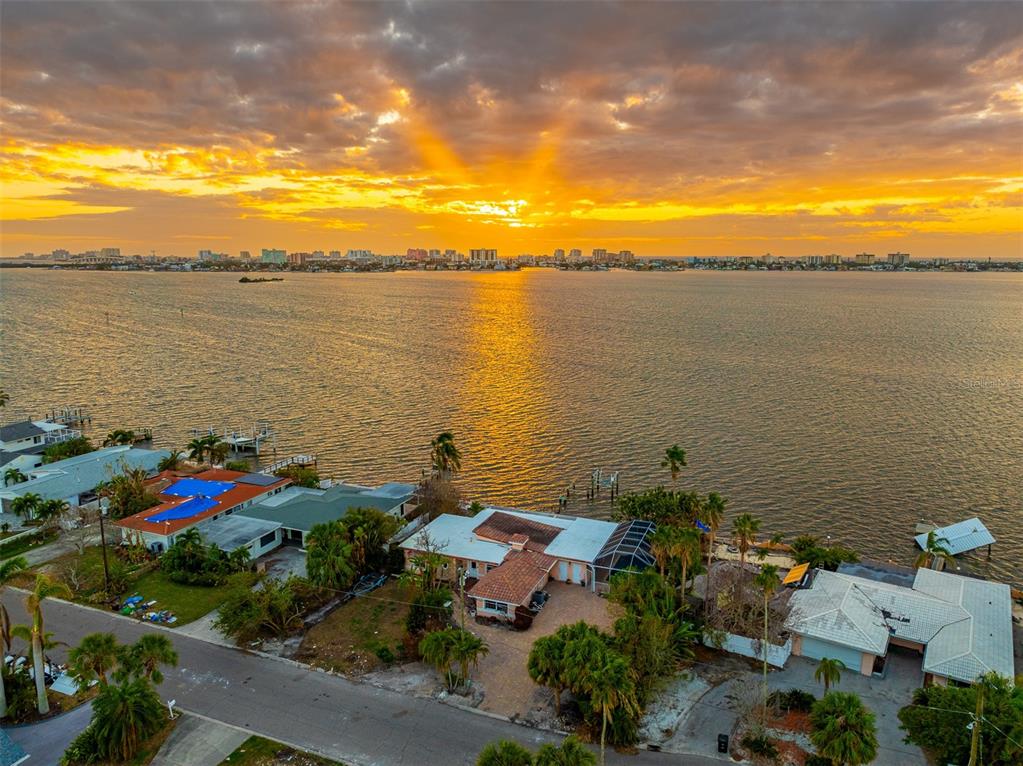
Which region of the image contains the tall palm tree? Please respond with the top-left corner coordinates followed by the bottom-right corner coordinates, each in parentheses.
top-left (528, 634), bottom-right (568, 717)
top-left (68, 632), bottom-right (121, 687)
top-left (476, 740), bottom-right (534, 766)
top-left (814, 657), bottom-right (846, 695)
top-left (25, 574), bottom-right (72, 714)
top-left (209, 441), bottom-right (230, 466)
top-left (305, 522), bottom-right (357, 591)
top-left (535, 736), bottom-right (596, 766)
top-left (118, 633), bottom-right (178, 684)
top-left (186, 437), bottom-right (208, 463)
top-left (431, 431), bottom-right (462, 476)
top-left (36, 498), bottom-right (69, 530)
top-left (3, 467), bottom-right (27, 487)
top-left (808, 692), bottom-right (879, 766)
top-left (731, 513), bottom-right (761, 568)
top-left (648, 525), bottom-right (676, 578)
top-left (661, 444), bottom-right (687, 484)
top-left (913, 531), bottom-right (955, 570)
top-left (10, 492), bottom-right (43, 521)
top-left (754, 563), bottom-right (781, 721)
top-left (0, 556), bottom-right (28, 718)
top-left (584, 651), bottom-right (640, 766)
top-left (701, 492), bottom-right (727, 618)
top-left (91, 678), bottom-right (166, 762)
top-left (674, 527), bottom-right (701, 596)
top-left (452, 628), bottom-right (489, 688)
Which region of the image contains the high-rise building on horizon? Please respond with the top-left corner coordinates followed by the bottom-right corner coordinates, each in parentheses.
top-left (261, 248), bottom-right (287, 264)
top-left (469, 248), bottom-right (497, 265)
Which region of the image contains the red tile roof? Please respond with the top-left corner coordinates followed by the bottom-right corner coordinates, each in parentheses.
top-left (115, 468), bottom-right (290, 536)
top-left (467, 550), bottom-right (556, 606)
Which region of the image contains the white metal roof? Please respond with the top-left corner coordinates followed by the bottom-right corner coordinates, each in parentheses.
top-left (786, 568), bottom-right (1014, 684)
top-left (914, 517), bottom-right (995, 556)
top-left (400, 506), bottom-right (618, 566)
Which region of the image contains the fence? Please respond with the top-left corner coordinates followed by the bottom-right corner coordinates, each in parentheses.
top-left (703, 631), bottom-right (792, 668)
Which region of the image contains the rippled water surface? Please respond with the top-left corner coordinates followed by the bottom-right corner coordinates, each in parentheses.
top-left (2, 269), bottom-right (1021, 583)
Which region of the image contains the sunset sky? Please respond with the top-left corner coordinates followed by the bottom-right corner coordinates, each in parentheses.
top-left (1, 1), bottom-right (1021, 259)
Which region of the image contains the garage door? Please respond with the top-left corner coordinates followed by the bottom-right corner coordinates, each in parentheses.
top-left (800, 636), bottom-right (863, 670)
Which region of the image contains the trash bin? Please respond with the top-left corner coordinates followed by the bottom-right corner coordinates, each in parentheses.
top-left (717, 734), bottom-right (729, 753)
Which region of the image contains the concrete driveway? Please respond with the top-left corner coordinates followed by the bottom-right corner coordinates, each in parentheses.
top-left (470, 581), bottom-right (619, 720)
top-left (667, 651), bottom-right (927, 765)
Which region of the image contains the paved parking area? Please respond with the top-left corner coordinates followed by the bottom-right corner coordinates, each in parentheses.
top-left (667, 650), bottom-right (927, 764)
top-left (260, 545), bottom-right (307, 580)
top-left (470, 581), bottom-right (619, 719)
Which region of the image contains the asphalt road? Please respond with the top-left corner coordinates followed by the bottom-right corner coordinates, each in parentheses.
top-left (2, 592), bottom-right (726, 766)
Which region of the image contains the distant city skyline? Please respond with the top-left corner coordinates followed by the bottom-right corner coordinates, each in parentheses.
top-left (1, 2), bottom-right (1021, 259)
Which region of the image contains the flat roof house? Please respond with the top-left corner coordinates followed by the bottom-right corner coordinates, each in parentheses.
top-left (0, 445), bottom-right (170, 512)
top-left (238, 481), bottom-right (416, 546)
top-left (114, 468), bottom-right (291, 553)
top-left (785, 568), bottom-right (1014, 686)
top-left (401, 507), bottom-right (650, 622)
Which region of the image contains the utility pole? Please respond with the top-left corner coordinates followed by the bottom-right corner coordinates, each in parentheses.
top-left (967, 679), bottom-right (986, 766)
top-left (99, 506), bottom-right (111, 597)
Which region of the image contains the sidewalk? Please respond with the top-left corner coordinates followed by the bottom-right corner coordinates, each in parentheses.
top-left (151, 713), bottom-right (248, 766)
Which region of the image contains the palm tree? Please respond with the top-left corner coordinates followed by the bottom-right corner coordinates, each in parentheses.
top-left (0, 556), bottom-right (28, 718)
top-left (36, 498), bottom-right (69, 530)
top-left (535, 736), bottom-right (596, 766)
top-left (661, 444), bottom-right (687, 484)
top-left (584, 651), bottom-right (640, 766)
top-left (103, 429), bottom-right (135, 446)
top-left (68, 632), bottom-right (120, 687)
top-left (91, 678), bottom-right (166, 762)
top-left (701, 492), bottom-right (726, 618)
top-left (3, 467), bottom-right (27, 487)
top-left (118, 633), bottom-right (178, 684)
top-left (913, 531), bottom-right (955, 570)
top-left (528, 634), bottom-right (568, 717)
top-left (476, 740), bottom-right (534, 766)
top-left (451, 629), bottom-right (489, 688)
top-left (814, 657), bottom-right (846, 695)
top-left (305, 522), bottom-right (357, 591)
top-left (431, 431), bottom-right (462, 476)
top-left (731, 513), bottom-right (761, 568)
top-left (186, 437), bottom-right (208, 463)
top-left (208, 441), bottom-right (230, 466)
top-left (649, 525), bottom-right (676, 578)
top-left (809, 692), bottom-right (879, 766)
top-left (419, 628), bottom-right (457, 690)
top-left (754, 563), bottom-right (781, 721)
top-left (24, 574), bottom-right (72, 714)
top-left (674, 527), bottom-right (701, 596)
top-left (157, 450), bottom-right (183, 472)
top-left (10, 492), bottom-right (43, 521)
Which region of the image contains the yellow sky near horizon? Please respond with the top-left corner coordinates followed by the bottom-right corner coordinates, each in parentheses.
top-left (1, 2), bottom-right (1021, 258)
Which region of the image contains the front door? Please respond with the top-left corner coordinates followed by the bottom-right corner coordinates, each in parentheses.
top-left (558, 561), bottom-right (569, 581)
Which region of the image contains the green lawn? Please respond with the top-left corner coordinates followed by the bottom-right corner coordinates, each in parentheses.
top-left (41, 545), bottom-right (254, 626)
top-left (129, 569), bottom-right (255, 625)
top-left (219, 736), bottom-right (345, 766)
top-left (0, 528), bottom-right (58, 559)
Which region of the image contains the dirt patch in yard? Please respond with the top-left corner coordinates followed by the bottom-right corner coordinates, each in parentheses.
top-left (295, 580), bottom-right (408, 675)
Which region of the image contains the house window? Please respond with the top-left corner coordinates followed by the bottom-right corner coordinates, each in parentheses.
top-left (470, 561), bottom-right (478, 570)
top-left (483, 601), bottom-right (508, 614)
top-left (259, 531), bottom-right (276, 547)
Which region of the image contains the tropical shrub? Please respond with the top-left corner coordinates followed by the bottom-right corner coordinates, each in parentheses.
top-left (274, 465), bottom-right (320, 488)
top-left (791, 535), bottom-right (859, 571)
top-left (767, 688), bottom-right (817, 713)
top-left (809, 692), bottom-right (878, 766)
top-left (741, 732), bottom-right (779, 758)
top-left (405, 586), bottom-right (453, 636)
top-left (42, 436), bottom-right (94, 464)
top-left (160, 529), bottom-right (248, 585)
top-left (214, 576), bottom-right (321, 642)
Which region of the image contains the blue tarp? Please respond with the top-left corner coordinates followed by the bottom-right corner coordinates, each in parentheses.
top-left (146, 495), bottom-right (219, 522)
top-left (163, 478), bottom-right (234, 498)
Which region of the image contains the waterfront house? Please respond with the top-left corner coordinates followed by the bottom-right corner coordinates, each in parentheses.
top-left (785, 567), bottom-right (1014, 686)
top-left (114, 468), bottom-right (290, 553)
top-left (0, 445), bottom-right (169, 513)
top-left (0, 418), bottom-right (80, 454)
top-left (401, 508), bottom-right (654, 621)
top-left (237, 481), bottom-right (416, 547)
